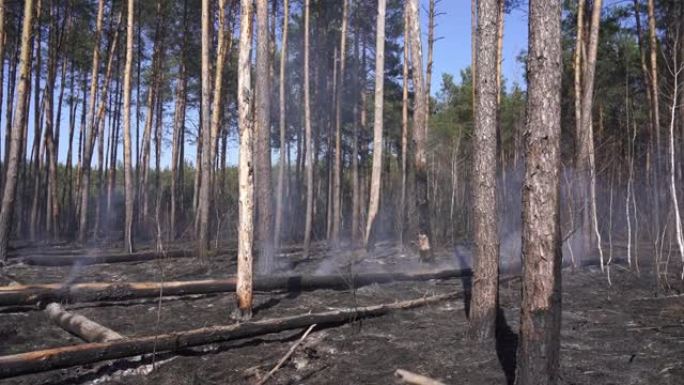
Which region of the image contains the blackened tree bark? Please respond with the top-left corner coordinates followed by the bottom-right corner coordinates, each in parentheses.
top-left (515, 0), bottom-right (563, 383)
top-left (466, 0), bottom-right (500, 342)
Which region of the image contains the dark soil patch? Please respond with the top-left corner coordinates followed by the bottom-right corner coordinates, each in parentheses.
top-left (0, 245), bottom-right (683, 385)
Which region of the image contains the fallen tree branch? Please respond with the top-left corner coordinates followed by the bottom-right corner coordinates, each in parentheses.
top-left (395, 369), bottom-right (446, 385)
top-left (0, 269), bottom-right (473, 307)
top-left (0, 292), bottom-right (459, 378)
top-left (12, 249), bottom-right (213, 266)
top-left (45, 303), bottom-right (125, 342)
top-left (10, 242), bottom-right (328, 266)
top-left (256, 324), bottom-right (317, 385)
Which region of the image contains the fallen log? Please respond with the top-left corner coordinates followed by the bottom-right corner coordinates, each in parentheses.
top-left (10, 244), bottom-right (328, 266)
top-left (0, 292), bottom-right (459, 378)
top-left (0, 268), bottom-right (473, 307)
top-left (45, 303), bottom-right (125, 342)
top-left (12, 249), bottom-right (217, 266)
top-left (395, 369), bottom-right (446, 385)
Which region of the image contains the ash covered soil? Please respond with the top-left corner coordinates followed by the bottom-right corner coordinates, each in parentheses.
top-left (1, 243), bottom-right (683, 385)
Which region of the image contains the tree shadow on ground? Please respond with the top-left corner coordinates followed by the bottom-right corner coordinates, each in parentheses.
top-left (456, 246), bottom-right (518, 385)
top-left (495, 306), bottom-right (518, 385)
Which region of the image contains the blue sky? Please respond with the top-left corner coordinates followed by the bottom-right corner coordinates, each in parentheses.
top-left (423, 1), bottom-right (528, 93)
top-left (7, 1), bottom-right (529, 169)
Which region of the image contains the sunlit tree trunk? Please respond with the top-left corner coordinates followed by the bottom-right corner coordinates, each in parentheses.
top-left (29, 0), bottom-right (44, 241)
top-left (467, 0), bottom-right (499, 342)
top-left (274, 0), bottom-right (289, 250)
top-left (0, 0), bottom-right (34, 260)
top-left (576, 0), bottom-right (604, 268)
top-left (331, 0), bottom-right (349, 246)
top-left (76, 0), bottom-right (105, 243)
top-left (235, 0), bottom-right (255, 320)
top-left (516, 1), bottom-right (563, 383)
top-left (255, 0), bottom-right (274, 272)
top-left (665, 42), bottom-right (684, 279)
top-left (197, 0), bottom-right (213, 257)
top-left (303, 0), bottom-right (313, 258)
top-left (3, 33), bottom-right (18, 183)
top-left (107, 51), bottom-right (122, 225)
top-left (363, 0), bottom-right (386, 249)
top-left (122, 0), bottom-right (135, 253)
top-left (406, 0), bottom-right (432, 259)
top-left (351, 17), bottom-right (363, 245)
top-left (646, 0), bottom-right (663, 278)
top-left (79, 10), bottom-right (122, 244)
top-left (171, 0), bottom-right (189, 240)
top-left (471, 0), bottom-right (477, 115)
top-left (399, 8), bottom-right (409, 248)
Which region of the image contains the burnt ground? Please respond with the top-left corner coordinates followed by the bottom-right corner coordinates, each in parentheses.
top-left (0, 243), bottom-right (683, 385)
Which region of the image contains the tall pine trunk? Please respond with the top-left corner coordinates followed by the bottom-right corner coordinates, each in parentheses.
top-left (170, 0), bottom-right (189, 239)
top-left (274, 0), bottom-right (289, 250)
top-left (303, 0), bottom-right (313, 258)
top-left (122, 0), bottom-right (135, 253)
top-left (364, 0), bottom-right (386, 249)
top-left (516, 0), bottom-right (563, 382)
top-left (197, 0), bottom-right (213, 257)
top-left (331, 0), bottom-right (349, 246)
top-left (467, 0), bottom-right (500, 342)
top-left (0, 0), bottom-right (34, 260)
top-left (406, 0), bottom-right (432, 259)
top-left (255, 0), bottom-right (274, 272)
top-left (236, 0), bottom-right (255, 320)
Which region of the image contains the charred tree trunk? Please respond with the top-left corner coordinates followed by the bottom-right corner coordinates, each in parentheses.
top-left (515, 0), bottom-right (563, 383)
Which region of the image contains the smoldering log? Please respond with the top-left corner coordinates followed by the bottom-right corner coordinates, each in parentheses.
top-left (45, 303), bottom-right (125, 342)
top-left (0, 292), bottom-right (459, 378)
top-left (0, 269), bottom-right (473, 307)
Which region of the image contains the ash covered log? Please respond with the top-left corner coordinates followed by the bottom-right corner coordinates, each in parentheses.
top-left (0, 268), bottom-right (473, 307)
top-left (0, 292), bottom-right (459, 378)
top-left (45, 303), bottom-right (125, 342)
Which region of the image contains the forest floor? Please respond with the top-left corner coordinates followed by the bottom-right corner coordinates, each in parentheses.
top-left (0, 241), bottom-right (683, 385)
